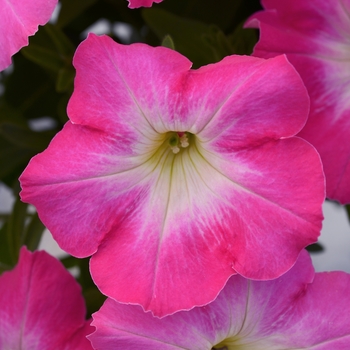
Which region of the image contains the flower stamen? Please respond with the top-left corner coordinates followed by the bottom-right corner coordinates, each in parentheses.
top-left (168, 132), bottom-right (190, 154)
top-left (180, 134), bottom-right (189, 148)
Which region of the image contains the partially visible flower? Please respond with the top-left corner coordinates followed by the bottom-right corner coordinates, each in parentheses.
top-left (0, 247), bottom-right (93, 349)
top-left (246, 0), bottom-right (350, 204)
top-left (89, 250), bottom-right (350, 349)
top-left (127, 0), bottom-right (163, 8)
top-left (0, 0), bottom-right (57, 71)
top-left (20, 34), bottom-right (324, 316)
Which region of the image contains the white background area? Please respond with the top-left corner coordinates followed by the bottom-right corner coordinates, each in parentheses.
top-left (1, 183), bottom-right (350, 273)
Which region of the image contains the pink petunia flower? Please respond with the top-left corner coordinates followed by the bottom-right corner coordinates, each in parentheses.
top-left (20, 33), bottom-right (325, 317)
top-left (127, 0), bottom-right (163, 9)
top-left (246, 0), bottom-right (350, 204)
top-left (89, 250), bottom-right (350, 349)
top-left (0, 0), bottom-right (57, 71)
top-left (0, 247), bottom-right (93, 349)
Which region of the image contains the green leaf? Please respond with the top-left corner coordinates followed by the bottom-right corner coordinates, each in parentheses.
top-left (83, 287), bottom-right (106, 318)
top-left (228, 22), bottom-right (257, 55)
top-left (57, 0), bottom-right (98, 28)
top-left (6, 197), bottom-right (28, 263)
top-left (78, 258), bottom-right (94, 287)
top-left (143, 8), bottom-right (217, 67)
top-left (24, 212), bottom-right (46, 252)
top-left (159, 0), bottom-right (244, 32)
top-left (21, 45), bottom-right (64, 72)
top-left (56, 67), bottom-right (75, 93)
top-left (201, 25), bottom-right (234, 62)
top-left (346, 204), bottom-right (350, 221)
top-left (60, 255), bottom-right (81, 269)
top-left (306, 242), bottom-right (324, 253)
top-left (161, 35), bottom-right (175, 50)
top-left (0, 101), bottom-right (26, 125)
top-left (0, 122), bottom-right (56, 151)
top-left (44, 24), bottom-right (75, 56)
top-left (57, 94), bottom-right (70, 124)
top-left (5, 54), bottom-right (61, 121)
top-left (0, 137), bottom-right (34, 183)
top-left (201, 22), bottom-right (258, 61)
top-left (0, 221), bottom-right (14, 271)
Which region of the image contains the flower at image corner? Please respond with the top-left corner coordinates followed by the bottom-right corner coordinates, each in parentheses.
top-left (127, 0), bottom-right (163, 9)
top-left (88, 250), bottom-right (350, 349)
top-left (0, 0), bottom-right (57, 71)
top-left (246, 0), bottom-right (350, 204)
top-left (20, 33), bottom-right (325, 317)
top-left (0, 247), bottom-right (93, 349)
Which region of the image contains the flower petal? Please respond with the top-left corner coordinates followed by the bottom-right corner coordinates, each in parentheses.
top-left (90, 250), bottom-right (350, 349)
top-left (0, 0), bottom-right (57, 71)
top-left (185, 55), bottom-right (309, 140)
top-left (127, 0), bottom-right (163, 8)
top-left (20, 121), bottom-right (154, 257)
top-left (0, 247), bottom-right (92, 349)
top-left (68, 34), bottom-right (192, 136)
top-left (20, 35), bottom-right (325, 316)
top-left (246, 0), bottom-right (350, 203)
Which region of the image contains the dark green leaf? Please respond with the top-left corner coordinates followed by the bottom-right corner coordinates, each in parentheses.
top-left (0, 122), bottom-right (56, 151)
top-left (0, 221), bottom-right (14, 270)
top-left (83, 287), bottom-right (106, 318)
top-left (0, 101), bottom-right (25, 125)
top-left (0, 134), bottom-right (38, 185)
top-left (56, 67), bottom-right (75, 93)
top-left (44, 24), bottom-right (75, 56)
top-left (161, 35), bottom-right (175, 50)
top-left (160, 0), bottom-right (245, 32)
top-left (201, 25), bottom-right (233, 62)
top-left (24, 212), bottom-right (46, 251)
top-left (78, 257), bottom-right (94, 287)
top-left (57, 95), bottom-right (70, 124)
top-left (5, 55), bottom-right (61, 121)
top-left (143, 8), bottom-right (217, 67)
top-left (21, 45), bottom-right (64, 72)
top-left (306, 242), bottom-right (324, 253)
top-left (228, 22), bottom-right (257, 55)
top-left (6, 197), bottom-right (28, 263)
top-left (0, 261), bottom-right (13, 274)
top-left (57, 0), bottom-right (98, 28)
top-left (346, 204), bottom-right (350, 224)
top-left (60, 255), bottom-right (81, 269)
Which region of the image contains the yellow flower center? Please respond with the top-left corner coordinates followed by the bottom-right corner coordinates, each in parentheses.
top-left (212, 335), bottom-right (281, 350)
top-left (213, 337), bottom-right (249, 350)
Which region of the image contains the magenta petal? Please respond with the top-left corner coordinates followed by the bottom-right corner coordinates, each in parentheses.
top-left (67, 34), bottom-right (192, 135)
top-left (246, 0), bottom-right (350, 203)
top-left (201, 137), bottom-right (325, 279)
top-left (187, 54), bottom-right (309, 140)
top-left (127, 0), bottom-right (163, 8)
top-left (19, 121), bottom-right (152, 257)
top-left (0, 247), bottom-right (93, 349)
top-left (90, 250), bottom-right (350, 349)
top-left (20, 34), bottom-right (325, 316)
top-left (277, 270), bottom-right (350, 349)
top-left (0, 0), bottom-right (57, 71)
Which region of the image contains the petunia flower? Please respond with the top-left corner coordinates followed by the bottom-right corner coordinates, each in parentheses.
top-left (0, 247), bottom-right (93, 349)
top-left (20, 33), bottom-right (325, 317)
top-left (88, 250), bottom-right (350, 349)
top-left (127, 0), bottom-right (163, 9)
top-left (246, 0), bottom-right (350, 204)
top-left (0, 0), bottom-right (58, 72)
